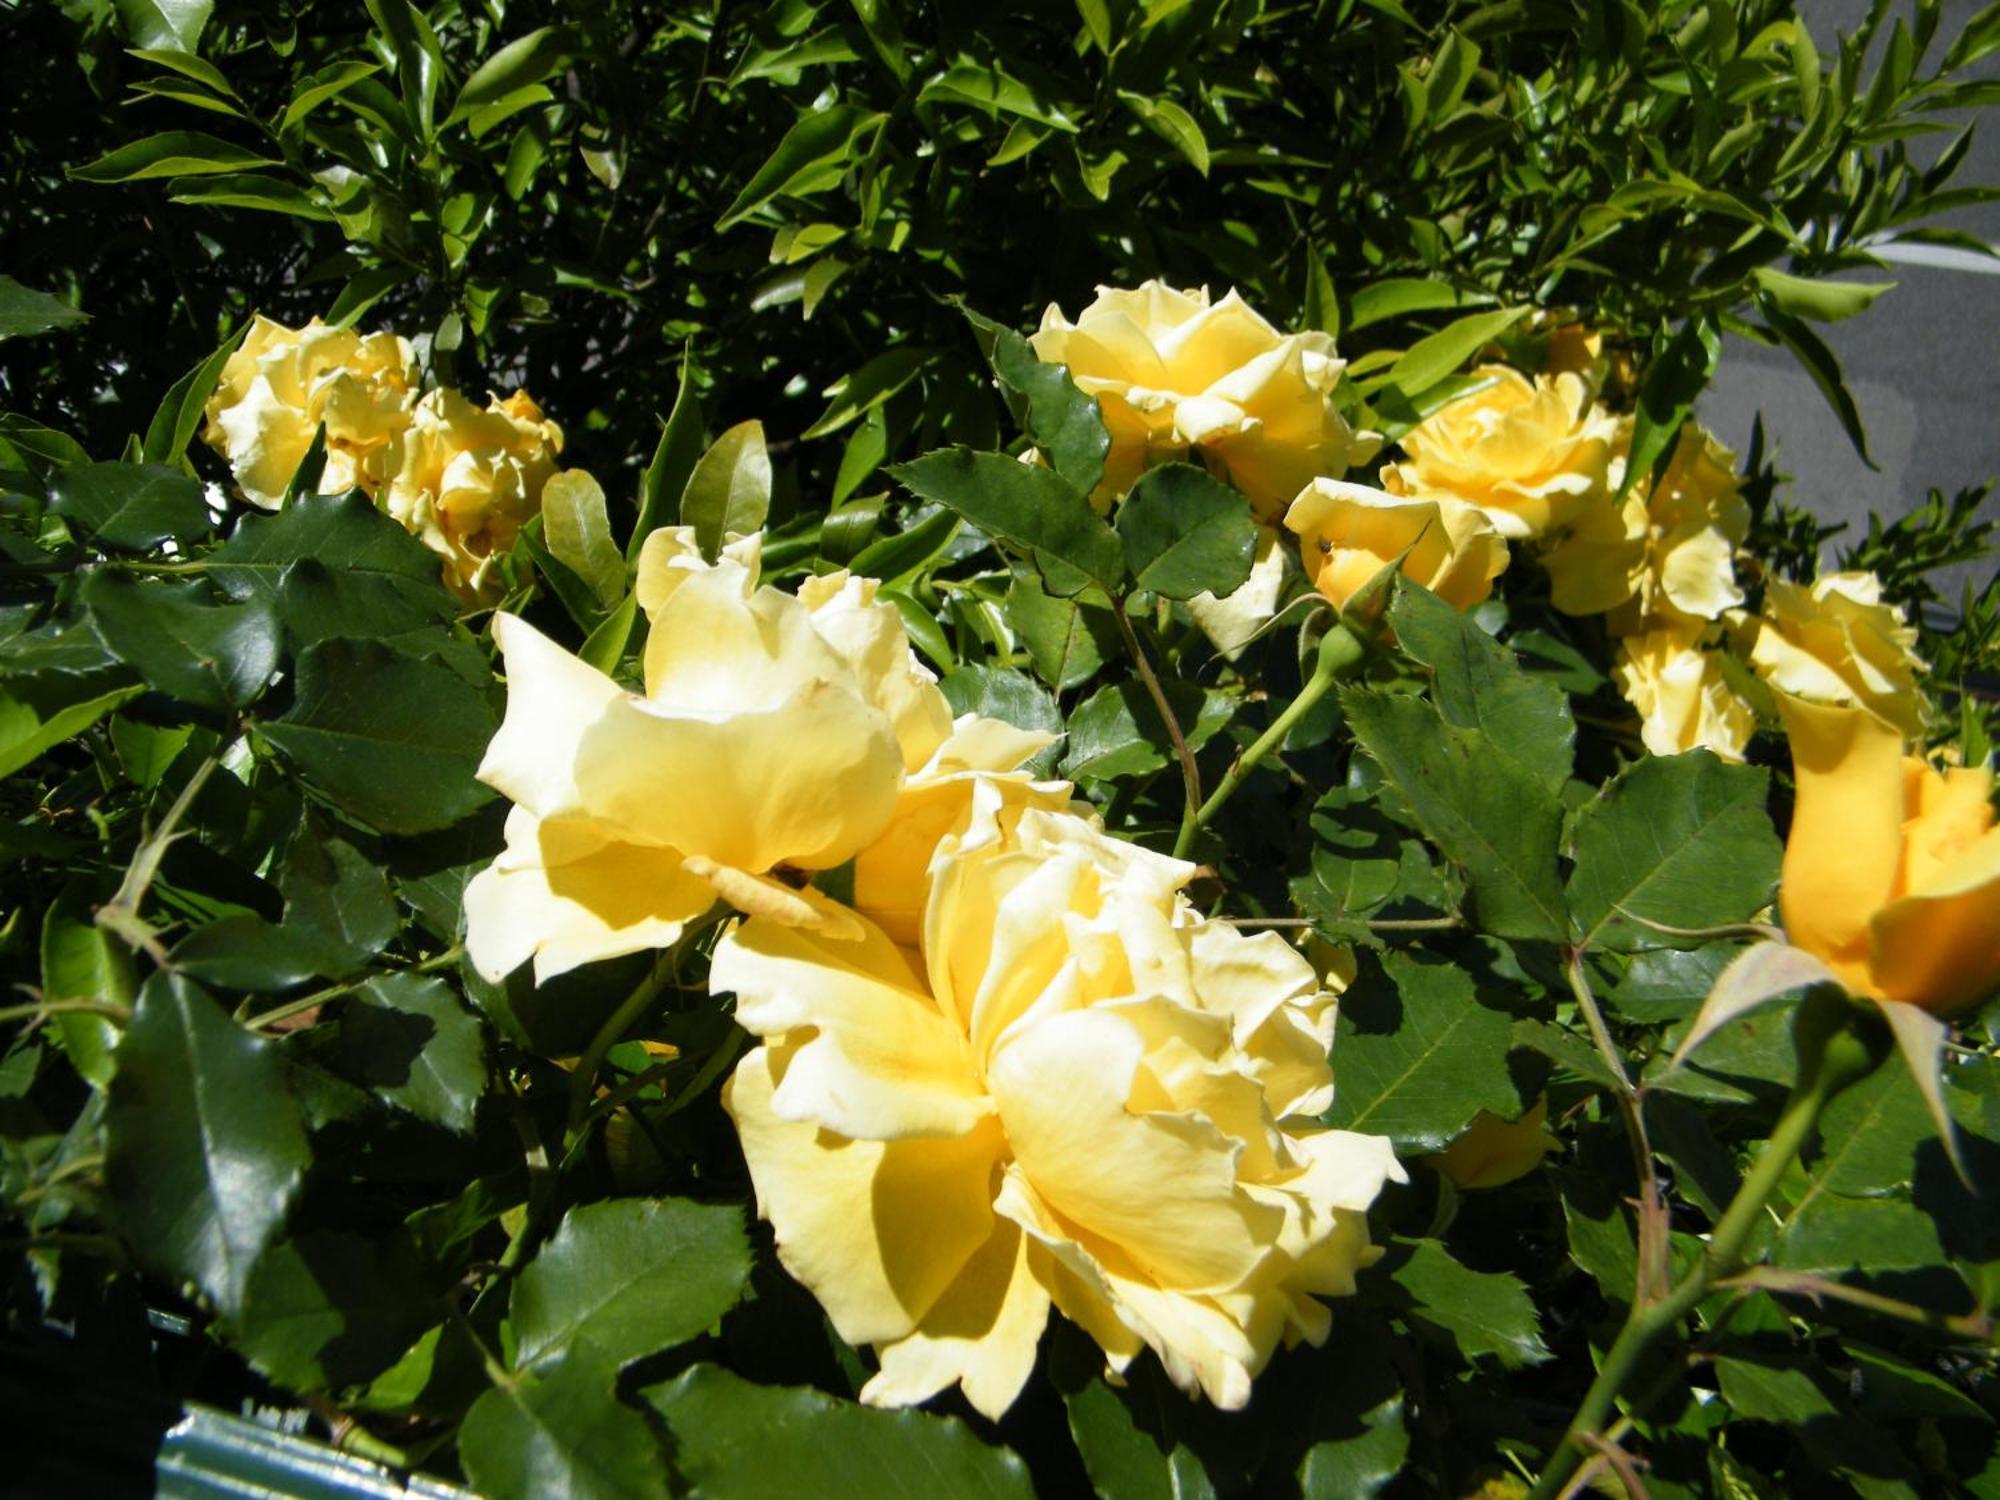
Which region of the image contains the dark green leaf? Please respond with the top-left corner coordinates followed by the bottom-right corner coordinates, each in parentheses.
top-left (850, 507), bottom-right (962, 585)
top-left (448, 25), bottom-right (576, 126)
top-left (0, 682), bottom-right (143, 780)
top-left (1324, 950), bottom-right (1519, 1151)
top-left (1387, 582), bottom-right (1573, 792)
top-left (1380, 1238), bottom-right (1551, 1367)
top-left (40, 881), bottom-right (138, 1090)
top-left (206, 491), bottom-right (457, 644)
top-left (231, 1230), bottom-right (442, 1389)
top-left (1297, 1394), bottom-right (1407, 1499)
top-left (1764, 306), bottom-right (1874, 466)
top-left (1114, 464), bottom-right (1257, 600)
top-left (1059, 678), bottom-right (1233, 783)
top-left (0, 277), bottom-right (88, 342)
top-left (332, 975), bottom-right (487, 1134)
top-left (80, 573), bottom-right (279, 711)
top-left (105, 974), bottom-right (309, 1317)
top-left (963, 307), bottom-right (1109, 495)
top-left (1342, 688), bottom-right (1568, 942)
top-left (48, 462), bottom-right (211, 551)
top-left (143, 321), bottom-right (245, 466)
top-left (512, 1198), bottom-right (751, 1372)
top-left (114, 0), bottom-right (212, 51)
top-left (942, 664), bottom-right (1063, 748)
top-left (891, 447), bottom-right (1123, 596)
top-left (647, 1364), bottom-right (1034, 1499)
top-left (1622, 319), bottom-right (1722, 498)
top-left (629, 356), bottom-right (704, 563)
top-left (1379, 306), bottom-right (1527, 399)
top-left (259, 638), bottom-right (496, 835)
top-left (461, 1343), bottom-right (668, 1500)
top-left (1565, 751), bottom-right (1781, 949)
top-left (1006, 567), bottom-right (1114, 691)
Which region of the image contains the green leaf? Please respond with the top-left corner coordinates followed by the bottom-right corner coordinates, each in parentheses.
top-left (143, 320), bottom-right (245, 466)
top-left (207, 491), bottom-right (457, 646)
top-left (1777, 1192), bottom-right (1947, 1275)
top-left (168, 173), bottom-right (334, 221)
top-left (1297, 1395), bottom-right (1408, 1499)
top-left (172, 916), bottom-right (340, 992)
top-left (804, 349), bottom-right (933, 439)
top-left (646, 1364), bottom-right (1035, 1499)
top-left (40, 881), bottom-right (138, 1090)
top-left (448, 25), bottom-right (576, 127)
top-left (332, 974), bottom-right (487, 1135)
top-left (1386, 582), bottom-right (1573, 792)
top-left (0, 682), bottom-right (143, 781)
top-left (1114, 464), bottom-right (1257, 600)
top-left (919, 62), bottom-right (1080, 132)
top-left (1622, 319), bottom-right (1722, 499)
top-left (1341, 689), bottom-right (1568, 942)
top-left (1007, 567), bottom-right (1114, 691)
top-left (850, 507), bottom-right (962, 585)
top-left (680, 421), bottom-right (771, 561)
top-left (48, 462), bottom-right (211, 551)
top-left (1808, 1060), bottom-right (1939, 1198)
top-left (1380, 1238), bottom-right (1551, 1368)
top-left (69, 129), bottom-right (274, 183)
top-left (1118, 91), bottom-right (1209, 173)
top-left (1764, 305), bottom-right (1874, 466)
top-left (259, 639), bottom-right (496, 835)
top-left (1565, 751), bottom-right (1781, 949)
top-left (942, 665), bottom-right (1064, 746)
top-left (629, 356), bottom-right (704, 563)
top-left (80, 573), bottom-right (279, 711)
top-left (0, 277), bottom-right (88, 342)
top-left (105, 974), bottom-right (310, 1318)
top-left (890, 447), bottom-right (1124, 596)
top-left (962, 307), bottom-right (1109, 495)
top-left (278, 826), bottom-right (398, 971)
top-left (461, 1343), bottom-right (669, 1500)
top-left (231, 1230), bottom-right (442, 1390)
top-left (1751, 267), bottom-right (1895, 323)
top-left (715, 105), bottom-right (884, 230)
top-left (1346, 278), bottom-right (1492, 332)
top-left (114, 0), bottom-right (212, 50)
top-left (1060, 678), bottom-right (1233, 783)
top-left (511, 1198), bottom-right (751, 1372)
top-left (279, 60), bottom-right (383, 132)
top-left (542, 470), bottom-right (626, 608)
top-left (1323, 950), bottom-right (1520, 1151)
top-left (1378, 306), bottom-right (1528, 400)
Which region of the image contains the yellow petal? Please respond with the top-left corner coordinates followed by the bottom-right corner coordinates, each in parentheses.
top-left (462, 807), bottom-right (714, 982)
top-left (988, 1008), bottom-right (1283, 1293)
top-left (796, 571), bottom-right (954, 772)
top-left (1774, 692), bottom-right (1908, 990)
top-left (479, 612), bottom-right (626, 819)
top-left (711, 907), bottom-right (991, 1141)
top-left (724, 1045), bottom-right (1006, 1347)
top-left (1870, 823), bottom-right (2000, 1015)
top-left (1427, 1099), bottom-right (1560, 1190)
top-left (1188, 524), bottom-right (1289, 659)
top-left (861, 1219), bottom-right (1053, 1421)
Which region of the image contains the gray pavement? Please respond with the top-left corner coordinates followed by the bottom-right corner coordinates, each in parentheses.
top-left (1697, 0), bottom-right (1999, 599)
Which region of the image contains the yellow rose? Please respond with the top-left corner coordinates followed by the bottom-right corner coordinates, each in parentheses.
top-left (1611, 620), bottom-right (1756, 762)
top-left (717, 806), bottom-right (1405, 1417)
top-left (382, 387), bottom-right (564, 604)
top-left (464, 529), bottom-right (1001, 981)
top-left (1382, 366), bottom-right (1620, 540)
top-left (1284, 478), bottom-right (1507, 614)
top-left (1428, 1098), bottom-right (1559, 1190)
top-left (1544, 423), bottom-right (1748, 622)
top-left (1029, 281), bottom-right (1381, 517)
top-left (202, 314), bottom-right (416, 509)
top-left (1743, 570), bottom-right (1925, 740)
top-left (1776, 692), bottom-right (2000, 1016)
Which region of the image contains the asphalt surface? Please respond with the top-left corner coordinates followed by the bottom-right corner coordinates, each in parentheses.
top-left (1697, 0), bottom-right (2000, 600)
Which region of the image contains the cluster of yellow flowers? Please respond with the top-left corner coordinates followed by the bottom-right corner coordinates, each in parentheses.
top-left (461, 527), bottom-right (1406, 1418)
top-left (449, 278), bottom-right (1992, 1419)
top-left (201, 314), bottom-right (564, 603)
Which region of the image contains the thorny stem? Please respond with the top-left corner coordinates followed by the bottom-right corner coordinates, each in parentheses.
top-left (1173, 621), bottom-right (1366, 861)
top-left (1526, 992), bottom-right (1889, 1500)
top-left (1563, 949), bottom-right (1666, 1296)
top-left (0, 995), bottom-right (133, 1027)
top-left (1112, 595), bottom-right (1203, 835)
top-left (1720, 1267), bottom-right (1997, 1344)
top-left (96, 751), bottom-right (221, 966)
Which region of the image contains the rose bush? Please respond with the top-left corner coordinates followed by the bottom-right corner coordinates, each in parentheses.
top-left (4, 4), bottom-right (1999, 1499)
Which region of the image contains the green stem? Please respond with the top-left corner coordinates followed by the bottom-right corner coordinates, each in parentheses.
top-left (1173, 621), bottom-right (1365, 861)
top-left (1526, 991), bottom-right (1886, 1500)
top-left (565, 954), bottom-right (674, 1139)
top-left (1112, 595), bottom-right (1204, 833)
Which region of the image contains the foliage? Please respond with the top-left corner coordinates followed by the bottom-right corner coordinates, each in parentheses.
top-left (3, 1), bottom-right (1999, 1497)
